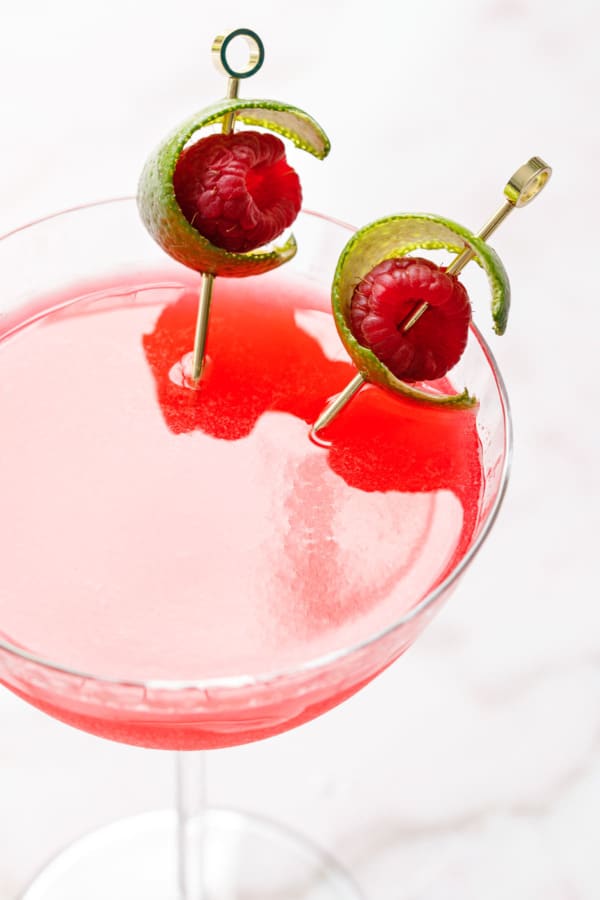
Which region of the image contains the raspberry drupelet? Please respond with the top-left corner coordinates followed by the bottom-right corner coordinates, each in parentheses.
top-left (173, 131), bottom-right (302, 253)
top-left (350, 257), bottom-right (471, 382)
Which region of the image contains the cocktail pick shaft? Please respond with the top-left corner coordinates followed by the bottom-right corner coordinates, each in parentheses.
top-left (189, 29), bottom-right (265, 383)
top-left (222, 77), bottom-right (240, 135)
top-left (312, 156), bottom-right (551, 435)
top-left (190, 273), bottom-right (215, 381)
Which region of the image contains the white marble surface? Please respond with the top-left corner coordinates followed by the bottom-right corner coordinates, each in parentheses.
top-left (0, 0), bottom-right (598, 897)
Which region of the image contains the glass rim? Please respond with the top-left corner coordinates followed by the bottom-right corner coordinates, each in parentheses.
top-left (0, 198), bottom-right (513, 692)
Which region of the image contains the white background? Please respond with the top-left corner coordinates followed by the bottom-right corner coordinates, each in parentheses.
top-left (0, 1), bottom-right (599, 897)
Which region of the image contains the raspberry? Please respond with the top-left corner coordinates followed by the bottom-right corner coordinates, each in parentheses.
top-left (173, 131), bottom-right (302, 253)
top-left (350, 257), bottom-right (471, 382)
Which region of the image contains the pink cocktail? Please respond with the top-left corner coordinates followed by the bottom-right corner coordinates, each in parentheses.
top-left (0, 201), bottom-right (510, 898)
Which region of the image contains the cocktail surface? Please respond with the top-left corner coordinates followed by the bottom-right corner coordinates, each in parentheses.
top-left (0, 271), bottom-right (482, 683)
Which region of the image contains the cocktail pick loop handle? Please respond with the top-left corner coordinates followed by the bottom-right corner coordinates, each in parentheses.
top-left (312, 156), bottom-right (552, 435)
top-left (190, 29), bottom-right (266, 383)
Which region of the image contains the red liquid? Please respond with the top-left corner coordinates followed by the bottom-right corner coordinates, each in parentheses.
top-left (0, 271), bottom-right (482, 748)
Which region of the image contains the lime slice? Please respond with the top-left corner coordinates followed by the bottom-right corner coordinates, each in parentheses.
top-left (332, 213), bottom-right (512, 408)
top-left (137, 98), bottom-right (330, 277)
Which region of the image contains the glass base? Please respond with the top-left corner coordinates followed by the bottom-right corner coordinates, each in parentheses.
top-left (22, 809), bottom-right (363, 900)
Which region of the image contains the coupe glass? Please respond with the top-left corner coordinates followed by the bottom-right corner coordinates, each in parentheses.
top-left (0, 200), bottom-right (511, 899)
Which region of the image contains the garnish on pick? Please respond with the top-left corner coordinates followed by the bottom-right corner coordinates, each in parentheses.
top-left (138, 96), bottom-right (330, 278)
top-left (312, 157), bottom-right (551, 436)
top-left (137, 28), bottom-right (330, 383)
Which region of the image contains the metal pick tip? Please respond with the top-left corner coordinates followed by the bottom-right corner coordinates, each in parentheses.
top-left (311, 373), bottom-right (366, 437)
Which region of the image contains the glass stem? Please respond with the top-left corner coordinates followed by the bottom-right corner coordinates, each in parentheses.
top-left (176, 751), bottom-right (207, 900)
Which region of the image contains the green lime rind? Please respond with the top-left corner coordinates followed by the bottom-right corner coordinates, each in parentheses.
top-left (137, 98), bottom-right (330, 277)
top-left (332, 214), bottom-right (510, 408)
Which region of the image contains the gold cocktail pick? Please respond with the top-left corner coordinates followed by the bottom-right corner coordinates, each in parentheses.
top-left (190, 29), bottom-right (265, 384)
top-left (312, 156), bottom-right (552, 435)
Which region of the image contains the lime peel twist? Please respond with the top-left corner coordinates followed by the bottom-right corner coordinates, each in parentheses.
top-left (137, 98), bottom-right (331, 278)
top-left (331, 213), bottom-right (511, 409)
